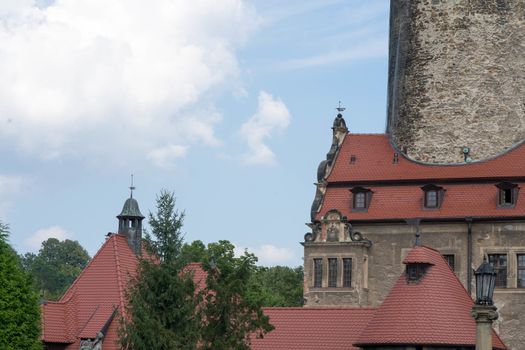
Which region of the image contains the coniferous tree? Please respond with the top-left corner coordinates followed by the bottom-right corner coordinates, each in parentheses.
top-left (119, 190), bottom-right (200, 350)
top-left (0, 222), bottom-right (41, 350)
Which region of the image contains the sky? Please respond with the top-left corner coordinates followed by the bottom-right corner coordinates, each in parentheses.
top-left (1, 0), bottom-right (390, 267)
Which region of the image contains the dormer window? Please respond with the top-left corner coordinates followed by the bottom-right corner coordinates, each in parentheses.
top-left (421, 184), bottom-right (444, 209)
top-left (406, 263), bottom-right (429, 282)
top-left (350, 187), bottom-right (372, 211)
top-left (496, 182), bottom-right (519, 207)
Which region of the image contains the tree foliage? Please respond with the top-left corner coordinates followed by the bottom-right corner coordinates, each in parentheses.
top-left (247, 265), bottom-right (304, 307)
top-left (199, 241), bottom-right (274, 350)
top-left (120, 190), bottom-right (200, 350)
top-left (21, 238), bottom-right (90, 300)
top-left (0, 222), bottom-right (41, 350)
top-left (144, 189), bottom-right (185, 263)
top-left (120, 191), bottom-right (273, 350)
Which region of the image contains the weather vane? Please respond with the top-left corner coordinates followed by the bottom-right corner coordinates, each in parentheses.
top-left (129, 174), bottom-right (135, 198)
top-left (336, 101), bottom-right (346, 113)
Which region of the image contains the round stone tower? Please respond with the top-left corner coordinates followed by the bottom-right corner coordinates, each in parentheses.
top-left (387, 0), bottom-right (525, 163)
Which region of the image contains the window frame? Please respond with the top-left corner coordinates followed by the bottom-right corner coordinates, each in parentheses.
top-left (343, 258), bottom-right (352, 288)
top-left (496, 182), bottom-right (519, 208)
top-left (350, 186), bottom-right (373, 211)
top-left (518, 254), bottom-right (525, 288)
top-left (488, 253), bottom-right (508, 288)
top-left (443, 254), bottom-right (455, 271)
top-left (421, 184), bottom-right (444, 209)
top-left (328, 258), bottom-right (338, 288)
top-left (313, 258), bottom-right (323, 288)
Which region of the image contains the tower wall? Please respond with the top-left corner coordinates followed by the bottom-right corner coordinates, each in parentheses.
top-left (388, 0), bottom-right (525, 163)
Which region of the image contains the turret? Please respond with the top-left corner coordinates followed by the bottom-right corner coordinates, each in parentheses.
top-left (117, 182), bottom-right (144, 255)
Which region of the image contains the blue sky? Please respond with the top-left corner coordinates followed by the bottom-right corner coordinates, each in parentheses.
top-left (1, 0), bottom-right (389, 266)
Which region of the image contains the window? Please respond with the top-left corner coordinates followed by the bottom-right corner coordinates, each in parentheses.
top-left (313, 258), bottom-right (323, 288)
top-left (406, 264), bottom-right (428, 282)
top-left (328, 258), bottom-right (338, 287)
top-left (350, 187), bottom-right (372, 211)
top-left (421, 184), bottom-right (444, 209)
top-left (354, 192), bottom-right (366, 208)
top-left (518, 254), bottom-right (525, 288)
top-left (343, 258), bottom-right (352, 287)
top-left (443, 254), bottom-right (455, 271)
top-left (496, 182), bottom-right (519, 207)
top-left (488, 254), bottom-right (507, 288)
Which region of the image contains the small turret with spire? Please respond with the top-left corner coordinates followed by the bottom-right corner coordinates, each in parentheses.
top-left (117, 175), bottom-right (144, 255)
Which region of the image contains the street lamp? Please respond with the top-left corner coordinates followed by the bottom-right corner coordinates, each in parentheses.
top-left (474, 257), bottom-right (497, 305)
top-left (471, 257), bottom-right (499, 350)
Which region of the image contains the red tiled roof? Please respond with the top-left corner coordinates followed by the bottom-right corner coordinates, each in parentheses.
top-left (317, 183), bottom-right (525, 221)
top-left (251, 307), bottom-right (375, 350)
top-left (328, 134), bottom-right (525, 183)
top-left (354, 246), bottom-right (507, 349)
top-left (42, 234), bottom-right (140, 349)
top-left (184, 262), bottom-right (208, 291)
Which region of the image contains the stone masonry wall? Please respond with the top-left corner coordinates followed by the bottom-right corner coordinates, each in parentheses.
top-left (388, 0), bottom-right (525, 163)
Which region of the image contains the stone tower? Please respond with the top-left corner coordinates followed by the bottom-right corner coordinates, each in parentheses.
top-left (117, 190), bottom-right (144, 255)
top-left (387, 0), bottom-right (525, 164)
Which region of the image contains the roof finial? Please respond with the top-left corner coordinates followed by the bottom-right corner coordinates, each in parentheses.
top-left (336, 100), bottom-right (346, 114)
top-left (406, 218), bottom-right (422, 246)
top-left (129, 174), bottom-right (135, 198)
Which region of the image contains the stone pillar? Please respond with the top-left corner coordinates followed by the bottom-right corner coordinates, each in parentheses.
top-left (471, 304), bottom-right (498, 350)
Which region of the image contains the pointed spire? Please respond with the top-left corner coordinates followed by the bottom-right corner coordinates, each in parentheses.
top-left (129, 174), bottom-right (135, 198)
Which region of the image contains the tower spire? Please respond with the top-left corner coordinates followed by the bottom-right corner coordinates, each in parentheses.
top-left (129, 174), bottom-right (135, 198)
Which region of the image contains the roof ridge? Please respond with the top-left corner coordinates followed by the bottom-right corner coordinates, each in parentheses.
top-left (112, 235), bottom-right (126, 314)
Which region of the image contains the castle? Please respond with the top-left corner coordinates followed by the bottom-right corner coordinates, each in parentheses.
top-left (303, 2), bottom-right (525, 350)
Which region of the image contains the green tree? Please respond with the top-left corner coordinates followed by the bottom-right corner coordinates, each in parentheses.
top-left (0, 222), bottom-right (41, 350)
top-left (120, 190), bottom-right (200, 350)
top-left (247, 265), bottom-right (304, 307)
top-left (144, 189), bottom-right (185, 262)
top-left (199, 240), bottom-right (274, 350)
top-left (21, 238), bottom-right (90, 300)
top-left (180, 239), bottom-right (207, 265)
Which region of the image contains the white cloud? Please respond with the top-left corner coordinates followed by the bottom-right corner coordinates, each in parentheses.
top-left (23, 225), bottom-right (71, 252)
top-left (234, 243), bottom-right (297, 266)
top-left (0, 0), bottom-right (259, 164)
top-left (239, 91), bottom-right (291, 165)
top-left (147, 144), bottom-right (189, 168)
